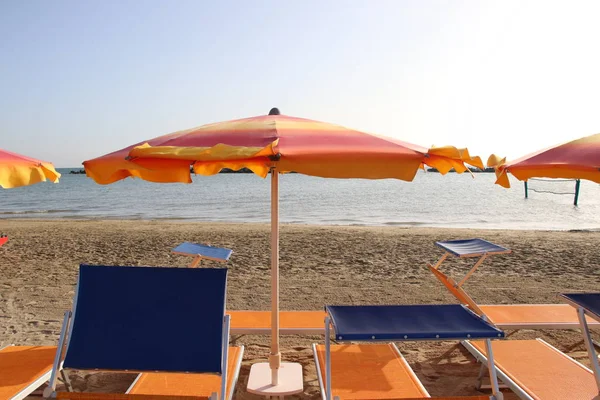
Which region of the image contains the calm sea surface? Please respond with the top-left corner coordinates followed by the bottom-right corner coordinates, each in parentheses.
top-left (1, 169), bottom-right (599, 230)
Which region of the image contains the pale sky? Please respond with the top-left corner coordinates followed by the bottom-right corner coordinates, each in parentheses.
top-left (2, 1), bottom-right (600, 167)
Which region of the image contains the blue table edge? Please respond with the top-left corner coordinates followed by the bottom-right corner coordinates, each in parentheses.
top-left (171, 242), bottom-right (233, 262)
top-left (560, 293), bottom-right (600, 323)
top-left (435, 238), bottom-right (512, 257)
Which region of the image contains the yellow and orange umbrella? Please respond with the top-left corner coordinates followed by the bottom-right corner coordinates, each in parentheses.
top-left (84, 111), bottom-right (483, 183)
top-left (83, 108), bottom-right (483, 394)
top-left (0, 148), bottom-right (60, 189)
top-left (488, 133), bottom-right (600, 188)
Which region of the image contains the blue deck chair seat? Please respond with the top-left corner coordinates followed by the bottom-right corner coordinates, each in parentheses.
top-left (46, 265), bottom-right (240, 400)
top-left (326, 304), bottom-right (504, 341)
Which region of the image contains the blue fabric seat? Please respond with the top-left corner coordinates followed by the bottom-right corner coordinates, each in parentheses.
top-left (561, 292), bottom-right (600, 392)
top-left (326, 304), bottom-right (504, 341)
top-left (46, 265), bottom-right (240, 400)
top-left (561, 293), bottom-right (600, 321)
top-left (64, 265), bottom-right (227, 373)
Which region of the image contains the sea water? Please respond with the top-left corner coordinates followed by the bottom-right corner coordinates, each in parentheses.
top-left (1, 169), bottom-right (599, 230)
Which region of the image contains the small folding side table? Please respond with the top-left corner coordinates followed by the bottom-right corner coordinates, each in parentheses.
top-left (431, 238), bottom-right (512, 287)
top-left (171, 242), bottom-right (233, 267)
top-left (428, 238), bottom-right (512, 316)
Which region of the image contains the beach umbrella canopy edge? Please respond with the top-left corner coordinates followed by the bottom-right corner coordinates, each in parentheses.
top-left (83, 113), bottom-right (484, 185)
top-left (0, 148), bottom-right (61, 189)
top-left (487, 133), bottom-right (600, 188)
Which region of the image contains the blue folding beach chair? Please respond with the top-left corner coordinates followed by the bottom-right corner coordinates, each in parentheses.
top-left (561, 292), bottom-right (600, 392)
top-left (44, 265), bottom-right (243, 400)
top-left (313, 304), bottom-right (505, 400)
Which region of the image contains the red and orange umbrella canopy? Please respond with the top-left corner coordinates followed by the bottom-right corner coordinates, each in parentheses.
top-left (83, 112), bottom-right (483, 184)
top-left (488, 133), bottom-right (600, 188)
top-left (0, 148), bottom-right (60, 189)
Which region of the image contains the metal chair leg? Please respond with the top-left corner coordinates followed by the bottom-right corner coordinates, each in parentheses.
top-left (60, 370), bottom-right (73, 392)
top-left (476, 361), bottom-right (487, 390)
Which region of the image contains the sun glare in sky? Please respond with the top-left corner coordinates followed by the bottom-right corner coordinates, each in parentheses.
top-left (1, 1), bottom-right (599, 166)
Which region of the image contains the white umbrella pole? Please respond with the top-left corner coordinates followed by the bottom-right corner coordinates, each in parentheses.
top-left (270, 166), bottom-right (281, 385)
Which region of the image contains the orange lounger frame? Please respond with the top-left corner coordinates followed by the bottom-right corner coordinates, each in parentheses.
top-left (479, 303), bottom-right (600, 330)
top-left (126, 346), bottom-right (244, 400)
top-left (228, 310), bottom-right (325, 335)
top-left (57, 394), bottom-right (212, 400)
top-left (462, 339), bottom-right (598, 400)
top-left (429, 266), bottom-right (600, 330)
top-left (312, 343), bottom-right (495, 400)
top-left (313, 343), bottom-right (429, 399)
top-left (0, 345), bottom-right (64, 400)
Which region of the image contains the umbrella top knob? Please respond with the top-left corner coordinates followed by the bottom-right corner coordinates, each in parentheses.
top-left (268, 107), bottom-right (281, 115)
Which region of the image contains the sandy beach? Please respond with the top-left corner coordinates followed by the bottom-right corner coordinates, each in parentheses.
top-left (1, 219), bottom-right (599, 399)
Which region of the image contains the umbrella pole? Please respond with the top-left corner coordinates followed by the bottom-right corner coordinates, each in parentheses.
top-left (246, 167), bottom-right (302, 396)
top-left (270, 166), bottom-right (281, 385)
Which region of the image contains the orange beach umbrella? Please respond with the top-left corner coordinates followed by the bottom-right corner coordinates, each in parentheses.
top-left (488, 133), bottom-right (600, 188)
top-left (0, 148), bottom-right (60, 189)
top-left (83, 108), bottom-right (483, 393)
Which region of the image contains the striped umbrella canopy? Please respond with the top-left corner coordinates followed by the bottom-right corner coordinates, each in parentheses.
top-left (488, 133), bottom-right (600, 188)
top-left (84, 111), bottom-right (483, 183)
top-left (0, 148), bottom-right (60, 189)
top-left (83, 108), bottom-right (483, 390)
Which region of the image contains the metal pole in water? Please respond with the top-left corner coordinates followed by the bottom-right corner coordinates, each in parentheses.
top-left (574, 179), bottom-right (581, 206)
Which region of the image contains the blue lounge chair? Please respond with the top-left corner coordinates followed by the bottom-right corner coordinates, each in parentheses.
top-left (561, 292), bottom-right (600, 392)
top-left (313, 304), bottom-right (505, 400)
top-left (44, 265), bottom-right (243, 400)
